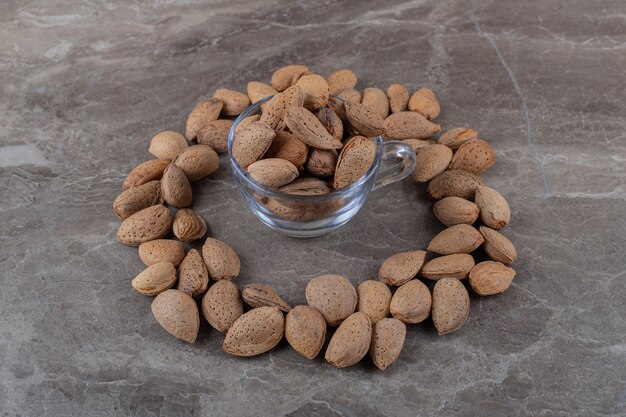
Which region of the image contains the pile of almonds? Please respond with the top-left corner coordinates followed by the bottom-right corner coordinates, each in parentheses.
top-left (112, 65), bottom-right (518, 370)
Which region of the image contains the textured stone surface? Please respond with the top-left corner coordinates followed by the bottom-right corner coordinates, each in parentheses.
top-left (1, 0), bottom-right (625, 416)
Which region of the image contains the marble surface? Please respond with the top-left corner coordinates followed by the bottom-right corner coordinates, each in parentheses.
top-left (1, 0), bottom-right (625, 416)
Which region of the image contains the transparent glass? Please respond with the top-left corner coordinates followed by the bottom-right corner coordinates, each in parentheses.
top-left (227, 97), bottom-right (416, 237)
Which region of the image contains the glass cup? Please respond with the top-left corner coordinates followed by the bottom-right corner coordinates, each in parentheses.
top-left (227, 98), bottom-right (416, 238)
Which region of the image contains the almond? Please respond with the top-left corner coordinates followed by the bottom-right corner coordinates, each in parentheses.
top-left (420, 254), bottom-right (475, 281)
top-left (247, 158), bottom-right (299, 188)
top-left (260, 85), bottom-right (304, 130)
top-left (432, 277), bottom-right (470, 336)
top-left (449, 139), bottom-right (496, 175)
top-left (197, 119), bottom-right (233, 154)
top-left (412, 144), bottom-right (453, 182)
top-left (378, 250), bottom-right (426, 286)
top-left (232, 121), bottom-right (276, 168)
top-left (327, 69), bottom-right (358, 95)
top-left (427, 224), bottom-right (484, 255)
top-left (328, 88), bottom-right (361, 121)
top-left (479, 226), bottom-right (517, 264)
top-left (437, 127), bottom-right (477, 150)
top-left (305, 274), bottom-right (357, 326)
top-left (384, 111), bottom-right (441, 140)
top-left (370, 318), bottom-right (406, 370)
top-left (173, 144), bottom-right (220, 182)
top-left (344, 100), bottom-right (385, 137)
top-left (213, 88), bottom-right (250, 116)
top-left (201, 237), bottom-right (240, 281)
top-left (264, 130), bottom-right (308, 169)
top-left (201, 280), bottom-right (243, 332)
top-left (177, 248), bottom-right (209, 298)
top-left (333, 135), bottom-right (377, 189)
top-left (387, 84), bottom-right (409, 113)
top-left (186, 98), bottom-right (223, 140)
top-left (138, 239), bottom-right (185, 267)
top-left (315, 107), bottom-right (344, 142)
top-left (295, 74), bottom-right (330, 110)
top-left (408, 87), bottom-right (440, 119)
top-left (223, 306), bottom-right (285, 356)
top-left (113, 180), bottom-right (163, 220)
top-left (284, 105), bottom-right (343, 150)
top-left (172, 208), bottom-right (207, 242)
top-left (265, 199), bottom-right (325, 222)
top-left (242, 283), bottom-right (291, 312)
top-left (149, 131), bottom-right (188, 160)
top-left (235, 114), bottom-right (261, 133)
top-left (161, 163), bottom-right (192, 208)
top-left (285, 305), bottom-right (327, 359)
top-left (117, 204), bottom-right (172, 246)
top-left (433, 196), bottom-right (480, 226)
top-left (469, 261), bottom-right (516, 296)
top-left (279, 177), bottom-right (332, 195)
top-left (271, 65), bottom-right (309, 92)
top-left (247, 81), bottom-right (278, 103)
top-left (151, 289), bottom-right (199, 343)
top-left (389, 279), bottom-right (432, 324)
top-left (123, 159), bottom-right (170, 190)
top-left (325, 312), bottom-right (372, 368)
top-left (361, 87), bottom-right (389, 119)
top-left (403, 138), bottom-right (435, 153)
top-left (474, 186), bottom-right (511, 229)
top-left (357, 280), bottom-right (392, 324)
top-left (132, 262), bottom-right (177, 296)
top-left (305, 148), bottom-right (338, 177)
top-left (428, 170), bottom-right (484, 200)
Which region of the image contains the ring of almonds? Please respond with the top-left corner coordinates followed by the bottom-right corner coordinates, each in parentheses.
top-left (113, 65), bottom-right (517, 370)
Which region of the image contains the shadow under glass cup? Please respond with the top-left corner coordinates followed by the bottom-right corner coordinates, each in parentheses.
top-left (227, 97), bottom-right (416, 238)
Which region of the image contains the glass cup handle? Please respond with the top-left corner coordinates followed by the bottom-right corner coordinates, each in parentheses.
top-left (372, 141), bottom-right (417, 191)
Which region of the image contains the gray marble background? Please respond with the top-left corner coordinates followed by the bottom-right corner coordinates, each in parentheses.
top-left (1, 0), bottom-right (625, 416)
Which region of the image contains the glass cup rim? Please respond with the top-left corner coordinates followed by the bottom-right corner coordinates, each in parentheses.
top-left (227, 96), bottom-right (384, 202)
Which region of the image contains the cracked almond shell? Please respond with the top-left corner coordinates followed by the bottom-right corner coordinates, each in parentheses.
top-left (151, 289), bottom-right (200, 343)
top-left (223, 306), bottom-right (285, 357)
